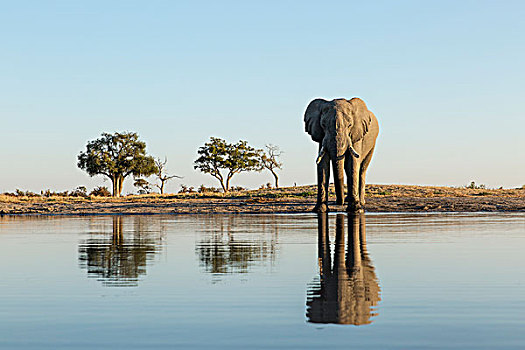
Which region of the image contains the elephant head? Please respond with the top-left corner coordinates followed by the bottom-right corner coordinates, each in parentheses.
top-left (304, 98), bottom-right (372, 204)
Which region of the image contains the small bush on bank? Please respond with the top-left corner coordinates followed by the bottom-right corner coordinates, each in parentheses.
top-left (69, 186), bottom-right (88, 197)
top-left (90, 186), bottom-right (111, 197)
top-left (179, 184), bottom-right (196, 194)
top-left (15, 189), bottom-right (39, 197)
top-left (466, 181), bottom-right (486, 189)
top-left (198, 185), bottom-right (221, 193)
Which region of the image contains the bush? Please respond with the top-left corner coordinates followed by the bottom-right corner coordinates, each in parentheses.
top-left (90, 186), bottom-right (111, 197)
top-left (466, 181), bottom-right (486, 189)
top-left (198, 185), bottom-right (221, 193)
top-left (70, 186), bottom-right (88, 197)
top-left (179, 184), bottom-right (196, 194)
top-left (14, 189), bottom-right (39, 197)
top-left (134, 178), bottom-right (153, 194)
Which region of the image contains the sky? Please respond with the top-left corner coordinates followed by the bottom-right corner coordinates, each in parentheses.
top-left (1, 0), bottom-right (524, 194)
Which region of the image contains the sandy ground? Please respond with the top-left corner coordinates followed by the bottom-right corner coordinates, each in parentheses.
top-left (1, 184), bottom-right (524, 215)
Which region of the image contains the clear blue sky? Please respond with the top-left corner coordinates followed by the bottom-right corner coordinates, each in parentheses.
top-left (1, 0), bottom-right (524, 193)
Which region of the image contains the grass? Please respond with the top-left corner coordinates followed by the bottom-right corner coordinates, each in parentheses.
top-left (2, 183), bottom-right (524, 205)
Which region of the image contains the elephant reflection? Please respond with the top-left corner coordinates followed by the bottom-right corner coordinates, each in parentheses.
top-left (306, 213), bottom-right (381, 325)
top-left (78, 216), bottom-right (162, 287)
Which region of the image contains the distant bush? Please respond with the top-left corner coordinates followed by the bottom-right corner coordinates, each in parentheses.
top-left (230, 186), bottom-right (246, 192)
top-left (179, 184), bottom-right (196, 194)
top-left (40, 186), bottom-right (88, 197)
top-left (90, 186), bottom-right (111, 197)
top-left (134, 178), bottom-right (153, 195)
top-left (198, 185), bottom-right (221, 193)
top-left (70, 186), bottom-right (88, 197)
top-left (15, 189), bottom-right (39, 197)
top-left (466, 181), bottom-right (486, 189)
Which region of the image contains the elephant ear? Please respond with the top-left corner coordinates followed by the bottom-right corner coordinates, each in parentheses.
top-left (304, 99), bottom-right (328, 143)
top-left (348, 98), bottom-right (372, 143)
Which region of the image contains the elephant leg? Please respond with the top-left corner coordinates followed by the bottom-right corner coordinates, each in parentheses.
top-left (345, 154), bottom-right (362, 212)
top-left (313, 152), bottom-right (330, 213)
top-left (359, 147), bottom-right (375, 206)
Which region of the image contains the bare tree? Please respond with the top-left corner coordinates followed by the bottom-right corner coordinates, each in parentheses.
top-left (260, 144), bottom-right (283, 188)
top-left (153, 157), bottom-right (181, 194)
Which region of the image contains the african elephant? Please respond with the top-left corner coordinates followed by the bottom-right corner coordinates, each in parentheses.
top-left (304, 98), bottom-right (379, 212)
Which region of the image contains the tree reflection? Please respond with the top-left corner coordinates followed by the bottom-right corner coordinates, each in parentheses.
top-left (306, 213), bottom-right (381, 325)
top-left (196, 215), bottom-right (278, 275)
top-left (78, 216), bottom-right (163, 287)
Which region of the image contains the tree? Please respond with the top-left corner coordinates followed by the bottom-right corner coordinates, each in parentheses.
top-left (77, 132), bottom-right (158, 197)
top-left (194, 137), bottom-right (262, 192)
top-left (260, 144), bottom-right (283, 188)
top-left (134, 178), bottom-right (153, 194)
top-left (153, 157), bottom-right (181, 194)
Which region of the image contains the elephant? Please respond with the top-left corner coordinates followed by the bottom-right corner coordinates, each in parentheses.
top-left (304, 97), bottom-right (379, 212)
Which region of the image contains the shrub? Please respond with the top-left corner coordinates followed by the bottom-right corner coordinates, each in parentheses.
top-left (179, 184), bottom-right (196, 194)
top-left (198, 185), bottom-right (221, 193)
top-left (15, 189), bottom-right (39, 197)
top-left (466, 181), bottom-right (486, 189)
top-left (90, 186), bottom-right (111, 197)
top-left (70, 186), bottom-right (88, 197)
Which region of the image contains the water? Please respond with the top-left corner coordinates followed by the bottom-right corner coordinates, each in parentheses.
top-left (0, 213), bottom-right (524, 349)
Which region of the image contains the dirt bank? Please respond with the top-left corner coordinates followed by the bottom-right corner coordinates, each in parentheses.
top-left (1, 184), bottom-right (524, 215)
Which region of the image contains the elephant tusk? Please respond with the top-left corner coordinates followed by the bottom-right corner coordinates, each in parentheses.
top-left (316, 147), bottom-right (326, 164)
top-left (349, 145), bottom-right (360, 158)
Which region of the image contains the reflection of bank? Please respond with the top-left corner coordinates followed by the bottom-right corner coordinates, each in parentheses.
top-left (307, 213), bottom-right (381, 325)
top-left (78, 216), bottom-right (163, 287)
top-left (196, 215), bottom-right (279, 276)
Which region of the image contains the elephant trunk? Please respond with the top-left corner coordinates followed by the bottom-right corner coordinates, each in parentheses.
top-left (321, 134), bottom-right (345, 206)
top-left (324, 132), bottom-right (349, 161)
top-left (332, 157), bottom-right (345, 205)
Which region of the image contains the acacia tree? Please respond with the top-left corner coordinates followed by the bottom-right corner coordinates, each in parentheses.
top-left (260, 144), bottom-right (283, 188)
top-left (194, 137), bottom-right (261, 192)
top-left (77, 132), bottom-right (158, 197)
top-left (134, 178), bottom-right (153, 194)
top-left (153, 157), bottom-right (181, 194)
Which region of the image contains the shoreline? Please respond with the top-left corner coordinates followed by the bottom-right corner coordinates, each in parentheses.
top-left (1, 184), bottom-right (524, 215)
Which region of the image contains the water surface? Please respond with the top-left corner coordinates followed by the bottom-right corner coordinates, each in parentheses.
top-left (1, 213), bottom-right (524, 349)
